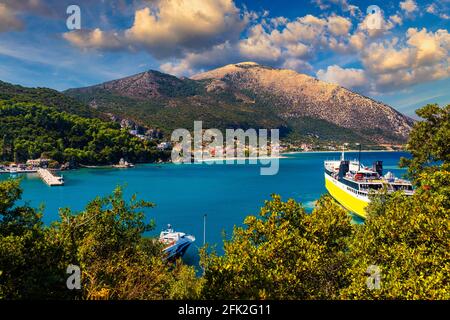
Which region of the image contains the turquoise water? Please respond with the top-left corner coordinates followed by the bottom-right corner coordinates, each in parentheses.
top-left (1, 151), bottom-right (409, 267)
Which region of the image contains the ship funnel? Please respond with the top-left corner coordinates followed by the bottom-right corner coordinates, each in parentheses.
top-left (372, 161), bottom-right (383, 176)
top-left (339, 160), bottom-right (350, 179)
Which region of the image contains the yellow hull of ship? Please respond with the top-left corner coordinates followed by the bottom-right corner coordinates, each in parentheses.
top-left (325, 176), bottom-right (369, 219)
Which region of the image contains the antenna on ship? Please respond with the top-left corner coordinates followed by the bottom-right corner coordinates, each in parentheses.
top-left (341, 143), bottom-right (349, 161)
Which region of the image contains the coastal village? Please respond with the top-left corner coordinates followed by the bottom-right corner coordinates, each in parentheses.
top-left (0, 115), bottom-right (405, 186)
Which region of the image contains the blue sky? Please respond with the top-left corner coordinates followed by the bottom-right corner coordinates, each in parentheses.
top-left (0, 0), bottom-right (448, 117)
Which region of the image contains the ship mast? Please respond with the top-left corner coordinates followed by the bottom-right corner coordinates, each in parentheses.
top-left (341, 143), bottom-right (348, 161)
top-left (357, 143), bottom-right (362, 172)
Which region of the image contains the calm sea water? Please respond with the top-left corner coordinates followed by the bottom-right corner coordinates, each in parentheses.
top-left (1, 151), bottom-right (409, 267)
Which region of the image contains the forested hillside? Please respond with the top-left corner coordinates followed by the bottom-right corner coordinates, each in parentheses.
top-left (0, 81), bottom-right (97, 118)
top-left (0, 100), bottom-right (168, 165)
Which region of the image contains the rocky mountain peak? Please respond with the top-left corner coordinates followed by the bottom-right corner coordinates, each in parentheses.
top-left (66, 62), bottom-right (414, 144)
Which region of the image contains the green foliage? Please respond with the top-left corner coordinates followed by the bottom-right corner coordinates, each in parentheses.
top-left (1, 103), bottom-right (448, 300)
top-left (49, 186), bottom-right (200, 300)
top-left (0, 100), bottom-right (168, 165)
top-left (400, 104), bottom-right (450, 182)
top-left (0, 181), bottom-right (200, 300)
top-left (0, 80), bottom-right (96, 118)
top-left (200, 195), bottom-right (353, 299)
top-left (0, 179), bottom-right (66, 299)
top-left (68, 88), bottom-right (287, 138)
top-left (341, 168), bottom-right (449, 299)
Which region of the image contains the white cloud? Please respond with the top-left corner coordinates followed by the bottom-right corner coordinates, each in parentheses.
top-left (160, 60), bottom-right (194, 76)
top-left (349, 32), bottom-right (366, 51)
top-left (316, 65), bottom-right (369, 90)
top-left (270, 15), bottom-right (328, 45)
top-left (389, 14), bottom-right (403, 26)
top-left (125, 0), bottom-right (246, 57)
top-left (58, 0), bottom-right (449, 96)
top-left (64, 0), bottom-right (247, 59)
top-left (239, 24), bottom-right (282, 61)
top-left (407, 28), bottom-right (450, 66)
top-left (285, 43), bottom-right (310, 59)
top-left (426, 3), bottom-right (450, 20)
top-left (348, 5), bottom-right (362, 18)
top-left (361, 28), bottom-right (450, 91)
top-left (327, 15), bottom-right (352, 36)
top-left (312, 0), bottom-right (349, 11)
top-left (281, 59), bottom-right (313, 72)
top-left (317, 26), bottom-right (450, 94)
top-left (63, 29), bottom-right (123, 50)
top-left (400, 0), bottom-right (418, 13)
top-left (160, 41), bottom-right (238, 76)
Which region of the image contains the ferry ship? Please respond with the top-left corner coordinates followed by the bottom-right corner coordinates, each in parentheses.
top-left (160, 225), bottom-right (195, 260)
top-left (324, 146), bottom-right (414, 218)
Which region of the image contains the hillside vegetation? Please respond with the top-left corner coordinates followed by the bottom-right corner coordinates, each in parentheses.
top-left (0, 100), bottom-right (167, 165)
top-left (0, 81), bottom-right (97, 118)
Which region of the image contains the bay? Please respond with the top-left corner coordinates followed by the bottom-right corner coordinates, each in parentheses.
top-left (0, 151), bottom-right (409, 267)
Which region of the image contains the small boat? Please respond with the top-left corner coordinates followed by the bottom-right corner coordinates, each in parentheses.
top-left (160, 225), bottom-right (195, 260)
top-left (113, 158), bottom-right (135, 168)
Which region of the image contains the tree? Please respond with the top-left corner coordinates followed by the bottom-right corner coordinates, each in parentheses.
top-left (0, 180), bottom-right (201, 300)
top-left (0, 100), bottom-right (169, 165)
top-left (341, 170), bottom-right (449, 299)
top-left (0, 179), bottom-right (65, 299)
top-left (200, 195), bottom-right (353, 299)
top-left (342, 104), bottom-right (450, 299)
top-left (48, 186), bottom-right (201, 300)
top-left (400, 104), bottom-right (450, 183)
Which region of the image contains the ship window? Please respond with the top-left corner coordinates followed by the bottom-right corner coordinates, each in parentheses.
top-left (393, 185), bottom-right (413, 191)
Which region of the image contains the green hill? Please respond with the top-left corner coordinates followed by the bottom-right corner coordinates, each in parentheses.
top-left (0, 99), bottom-right (167, 165)
top-left (0, 81), bottom-right (97, 118)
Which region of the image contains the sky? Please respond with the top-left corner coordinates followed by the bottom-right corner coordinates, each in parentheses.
top-left (0, 0), bottom-right (449, 117)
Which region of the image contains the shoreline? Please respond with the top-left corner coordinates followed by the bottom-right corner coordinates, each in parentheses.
top-left (192, 155), bottom-right (288, 163)
top-left (0, 150), bottom-right (407, 173)
top-left (282, 150), bottom-right (405, 155)
top-left (79, 164), bottom-right (114, 169)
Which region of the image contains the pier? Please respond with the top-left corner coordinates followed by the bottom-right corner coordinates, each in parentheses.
top-left (37, 168), bottom-right (64, 186)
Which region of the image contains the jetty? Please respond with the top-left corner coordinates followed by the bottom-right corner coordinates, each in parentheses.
top-left (37, 168), bottom-right (64, 186)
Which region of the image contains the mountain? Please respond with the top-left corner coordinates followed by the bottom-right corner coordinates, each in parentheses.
top-left (65, 62), bottom-right (415, 144)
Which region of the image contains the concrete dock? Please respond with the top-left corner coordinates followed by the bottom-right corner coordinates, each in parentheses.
top-left (37, 168), bottom-right (64, 186)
